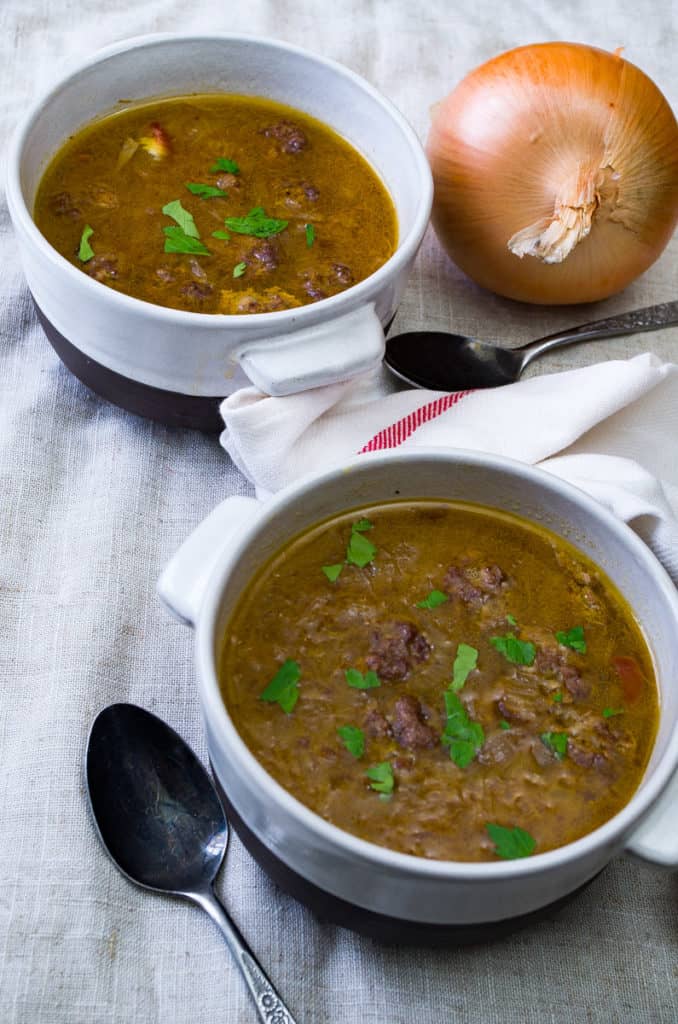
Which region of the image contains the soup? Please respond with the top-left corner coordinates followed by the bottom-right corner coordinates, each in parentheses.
top-left (33, 95), bottom-right (397, 314)
top-left (220, 501), bottom-right (658, 862)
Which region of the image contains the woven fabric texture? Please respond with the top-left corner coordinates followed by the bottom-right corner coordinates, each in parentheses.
top-left (1, 1), bottom-right (677, 1021)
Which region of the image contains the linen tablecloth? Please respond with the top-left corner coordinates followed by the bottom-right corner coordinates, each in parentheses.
top-left (1, 1), bottom-right (677, 1021)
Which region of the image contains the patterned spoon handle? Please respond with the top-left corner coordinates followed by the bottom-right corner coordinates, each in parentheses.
top-left (190, 888), bottom-right (299, 1024)
top-left (517, 300), bottom-right (678, 367)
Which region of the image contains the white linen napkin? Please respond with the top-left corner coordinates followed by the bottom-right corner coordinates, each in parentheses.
top-left (220, 352), bottom-right (678, 584)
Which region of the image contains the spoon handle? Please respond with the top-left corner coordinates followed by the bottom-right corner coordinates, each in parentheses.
top-left (516, 300), bottom-right (678, 369)
top-left (190, 888), bottom-right (299, 1023)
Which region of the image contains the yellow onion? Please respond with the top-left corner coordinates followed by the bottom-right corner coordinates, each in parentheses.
top-left (427, 43), bottom-right (678, 304)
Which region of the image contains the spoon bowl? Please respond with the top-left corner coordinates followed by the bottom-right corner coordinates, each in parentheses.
top-left (385, 330), bottom-right (521, 390)
top-left (87, 703), bottom-right (227, 894)
top-left (86, 703), bottom-right (298, 1023)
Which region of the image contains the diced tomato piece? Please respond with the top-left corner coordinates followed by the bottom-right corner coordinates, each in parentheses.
top-left (612, 656), bottom-right (644, 702)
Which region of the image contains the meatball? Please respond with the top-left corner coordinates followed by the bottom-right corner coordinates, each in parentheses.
top-left (281, 181), bottom-right (320, 210)
top-left (391, 695), bottom-right (437, 750)
top-left (180, 282), bottom-right (213, 301)
top-left (218, 287), bottom-right (301, 315)
top-left (260, 120), bottom-right (308, 154)
top-left (85, 256), bottom-right (118, 282)
top-left (49, 192), bottom-right (80, 219)
top-left (443, 563), bottom-right (507, 607)
top-left (366, 621), bottom-right (430, 681)
top-left (244, 240), bottom-right (279, 273)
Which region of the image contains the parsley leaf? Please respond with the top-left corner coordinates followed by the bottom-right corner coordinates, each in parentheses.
top-left (185, 182), bottom-right (228, 199)
top-left (540, 731), bottom-right (568, 760)
top-left (78, 224), bottom-right (94, 262)
top-left (163, 227), bottom-right (211, 255)
top-left (486, 823), bottom-right (537, 860)
top-left (366, 761), bottom-right (394, 794)
top-left (499, 720), bottom-right (511, 730)
top-left (556, 625), bottom-right (587, 654)
top-left (345, 668), bottom-right (380, 690)
top-left (211, 230), bottom-right (231, 241)
top-left (162, 199), bottom-right (201, 237)
top-left (441, 691), bottom-right (485, 768)
top-left (305, 222), bottom-right (315, 248)
top-left (345, 520), bottom-right (376, 567)
top-left (325, 518), bottom-right (377, 573)
top-left (417, 589), bottom-right (449, 610)
top-left (337, 725), bottom-right (364, 758)
top-left (233, 261), bottom-right (247, 278)
top-left (322, 563), bottom-right (343, 583)
top-left (260, 659), bottom-right (301, 713)
top-left (224, 206), bottom-right (288, 238)
top-left (603, 706), bottom-right (624, 718)
top-left (506, 613), bottom-right (518, 627)
top-left (351, 518), bottom-right (373, 533)
top-left (210, 157), bottom-right (240, 174)
top-left (553, 692), bottom-right (563, 703)
top-left (448, 738), bottom-right (480, 768)
top-left (450, 643), bottom-right (478, 692)
top-left (490, 632), bottom-right (536, 666)
top-left (346, 530), bottom-right (377, 568)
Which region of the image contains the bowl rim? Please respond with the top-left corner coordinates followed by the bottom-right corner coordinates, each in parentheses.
top-left (194, 446), bottom-right (678, 881)
top-left (6, 31), bottom-right (433, 327)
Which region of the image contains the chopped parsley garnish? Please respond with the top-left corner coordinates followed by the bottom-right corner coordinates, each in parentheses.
top-left (553, 692), bottom-right (563, 703)
top-left (486, 823), bottom-right (537, 860)
top-left (211, 230), bottom-right (231, 241)
top-left (416, 589), bottom-right (449, 610)
top-left (556, 625), bottom-right (587, 653)
top-left (603, 707), bottom-right (624, 718)
top-left (260, 659), bottom-right (301, 713)
top-left (352, 518), bottom-right (373, 532)
top-left (366, 761), bottom-right (394, 795)
top-left (233, 261), bottom-right (247, 278)
top-left (162, 199), bottom-right (200, 237)
top-left (345, 668), bottom-right (380, 690)
top-left (450, 643), bottom-right (478, 692)
top-left (506, 613), bottom-right (518, 627)
top-left (441, 691), bottom-right (485, 768)
top-left (499, 720), bottom-right (511, 730)
top-left (185, 183), bottom-right (228, 199)
top-left (162, 200), bottom-right (210, 255)
top-left (322, 563), bottom-right (343, 583)
top-left (224, 206), bottom-right (288, 238)
top-left (324, 519), bottom-right (376, 577)
top-left (77, 224), bottom-right (95, 262)
top-left (210, 157), bottom-right (240, 174)
top-left (540, 731), bottom-right (568, 760)
top-left (346, 520), bottom-right (377, 568)
top-left (305, 223), bottom-right (315, 248)
top-left (337, 725), bottom-right (365, 759)
top-left (490, 632), bottom-right (536, 666)
top-left (163, 227), bottom-right (211, 255)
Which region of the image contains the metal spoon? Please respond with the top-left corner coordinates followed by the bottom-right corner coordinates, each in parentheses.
top-left (384, 300), bottom-right (678, 391)
top-left (86, 703), bottom-right (298, 1024)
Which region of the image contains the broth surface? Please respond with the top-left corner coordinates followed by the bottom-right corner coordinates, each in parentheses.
top-left (220, 501), bottom-right (658, 862)
top-left (34, 95), bottom-right (397, 314)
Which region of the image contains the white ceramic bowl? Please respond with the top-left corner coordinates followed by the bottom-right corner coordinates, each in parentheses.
top-left (7, 34), bottom-right (432, 430)
top-left (158, 449), bottom-right (678, 940)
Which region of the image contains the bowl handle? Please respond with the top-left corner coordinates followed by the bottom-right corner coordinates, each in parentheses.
top-left (236, 303), bottom-right (384, 395)
top-left (157, 496), bottom-right (261, 627)
top-left (624, 768), bottom-right (678, 869)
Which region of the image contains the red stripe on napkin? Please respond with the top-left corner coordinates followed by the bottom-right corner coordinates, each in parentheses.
top-left (359, 390), bottom-right (473, 453)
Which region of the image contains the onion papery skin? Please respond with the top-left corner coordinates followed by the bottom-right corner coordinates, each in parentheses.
top-left (427, 43), bottom-right (678, 304)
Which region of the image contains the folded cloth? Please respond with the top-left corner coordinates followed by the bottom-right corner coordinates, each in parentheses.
top-left (220, 352), bottom-right (678, 584)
